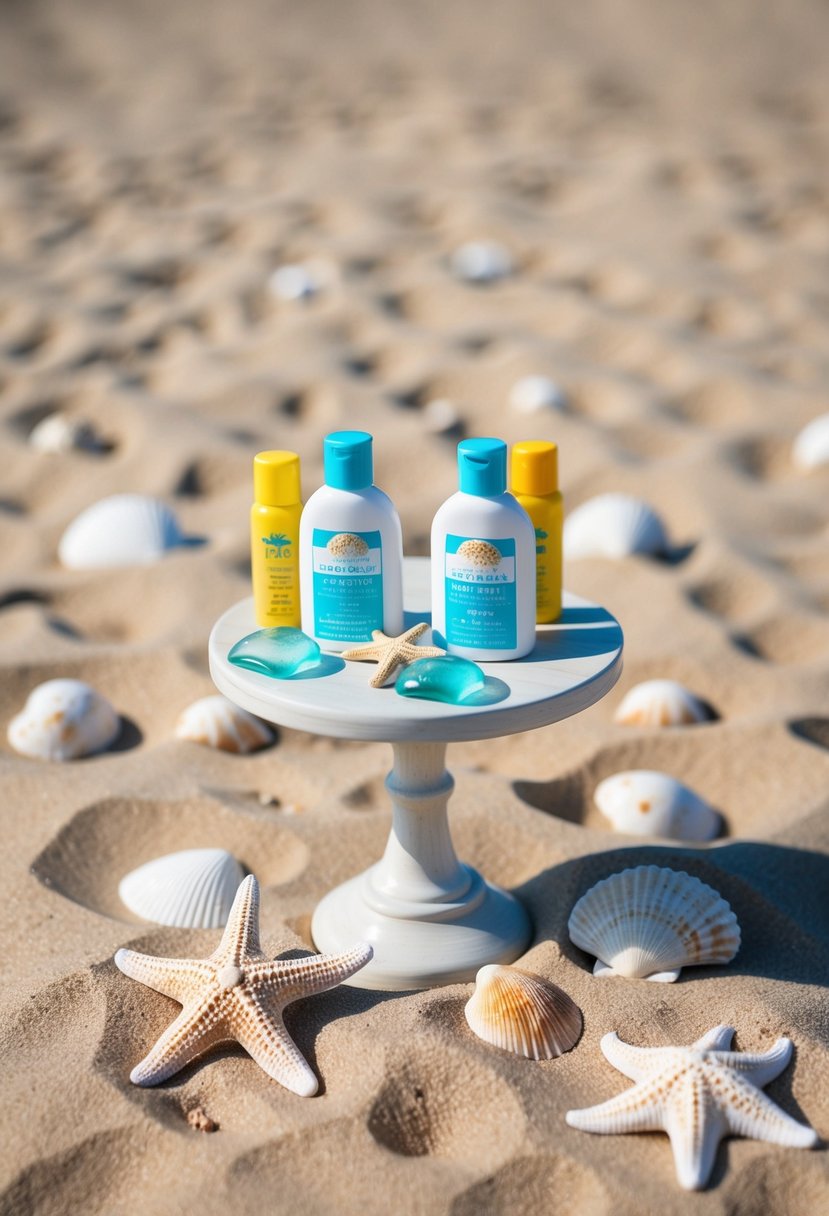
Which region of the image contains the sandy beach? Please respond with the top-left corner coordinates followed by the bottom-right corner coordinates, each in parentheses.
top-left (1, 2), bottom-right (828, 1212)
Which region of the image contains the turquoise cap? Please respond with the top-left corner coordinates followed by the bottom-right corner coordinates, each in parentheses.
top-left (458, 437), bottom-right (507, 496)
top-left (323, 430), bottom-right (373, 490)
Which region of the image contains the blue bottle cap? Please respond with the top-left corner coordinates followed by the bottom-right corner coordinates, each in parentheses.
top-left (457, 437), bottom-right (507, 496)
top-left (323, 430), bottom-right (374, 490)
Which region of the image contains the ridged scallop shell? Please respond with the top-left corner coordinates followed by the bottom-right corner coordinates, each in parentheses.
top-left (508, 375), bottom-right (567, 414)
top-left (119, 848), bottom-right (245, 928)
top-left (29, 413), bottom-right (104, 454)
top-left (614, 680), bottom-right (710, 727)
top-left (464, 964), bottom-right (583, 1059)
top-left (595, 770), bottom-right (720, 841)
top-left (326, 532), bottom-right (369, 558)
top-left (563, 493), bottom-right (668, 559)
top-left (568, 865), bottom-right (740, 981)
top-left (58, 494), bottom-right (183, 569)
top-left (7, 678), bottom-right (120, 761)
top-left (457, 539), bottom-right (501, 568)
top-left (174, 695), bottom-right (274, 753)
top-left (792, 413), bottom-right (829, 471)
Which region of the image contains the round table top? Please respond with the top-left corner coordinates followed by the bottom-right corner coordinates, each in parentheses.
top-left (208, 557), bottom-right (623, 743)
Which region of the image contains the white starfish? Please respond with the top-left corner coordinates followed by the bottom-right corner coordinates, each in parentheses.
top-left (341, 622), bottom-right (445, 687)
top-left (115, 874), bottom-right (371, 1096)
top-left (566, 1026), bottom-right (817, 1190)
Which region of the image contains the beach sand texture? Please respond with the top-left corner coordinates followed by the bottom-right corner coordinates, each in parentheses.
top-left (1, 1), bottom-right (828, 1212)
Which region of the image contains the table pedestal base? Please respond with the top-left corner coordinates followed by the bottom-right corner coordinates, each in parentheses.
top-left (310, 740), bottom-right (532, 990)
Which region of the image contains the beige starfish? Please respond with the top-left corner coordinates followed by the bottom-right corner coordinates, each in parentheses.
top-left (566, 1026), bottom-right (817, 1190)
top-left (115, 874), bottom-right (371, 1096)
top-left (341, 622), bottom-right (445, 687)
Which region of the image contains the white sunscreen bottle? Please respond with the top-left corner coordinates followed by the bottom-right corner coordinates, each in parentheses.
top-left (431, 437), bottom-right (536, 661)
top-left (300, 430), bottom-right (404, 651)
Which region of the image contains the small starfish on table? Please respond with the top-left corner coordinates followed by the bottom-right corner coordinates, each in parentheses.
top-left (566, 1025), bottom-right (817, 1190)
top-left (115, 874), bottom-right (371, 1096)
top-left (341, 622), bottom-right (445, 687)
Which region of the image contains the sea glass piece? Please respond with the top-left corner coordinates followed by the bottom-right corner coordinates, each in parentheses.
top-left (395, 655), bottom-right (486, 704)
top-left (228, 627), bottom-right (321, 678)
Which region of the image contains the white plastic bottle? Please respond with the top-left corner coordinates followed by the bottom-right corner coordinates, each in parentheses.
top-left (431, 437), bottom-right (536, 661)
top-left (300, 430), bottom-right (404, 651)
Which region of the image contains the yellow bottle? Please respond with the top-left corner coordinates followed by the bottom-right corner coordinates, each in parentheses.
top-left (511, 440), bottom-right (563, 623)
top-left (251, 450), bottom-right (302, 627)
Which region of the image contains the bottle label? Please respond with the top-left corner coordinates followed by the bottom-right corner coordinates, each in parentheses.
top-left (259, 532), bottom-right (297, 619)
top-left (444, 534), bottom-right (516, 650)
top-left (312, 528), bottom-right (383, 642)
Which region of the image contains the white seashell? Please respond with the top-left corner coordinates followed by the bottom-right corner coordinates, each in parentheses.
top-left (464, 964), bottom-right (582, 1059)
top-left (58, 494), bottom-right (183, 570)
top-left (29, 414), bottom-right (105, 454)
top-left (594, 770), bottom-right (721, 841)
top-left (422, 398), bottom-right (462, 435)
top-left (508, 375), bottom-right (567, 414)
top-left (563, 493), bottom-right (668, 559)
top-left (175, 695), bottom-right (273, 753)
top-left (568, 865), bottom-right (740, 981)
top-left (614, 680), bottom-right (710, 727)
top-left (268, 259), bottom-right (332, 302)
top-left (119, 848), bottom-right (245, 928)
top-left (792, 413), bottom-right (829, 471)
top-left (7, 678), bottom-right (120, 760)
top-left (451, 241), bottom-right (512, 284)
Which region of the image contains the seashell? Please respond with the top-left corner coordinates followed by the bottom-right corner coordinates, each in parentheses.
top-left (7, 678), bottom-right (120, 761)
top-left (594, 770), bottom-right (721, 842)
top-left (174, 694), bottom-right (274, 753)
top-left (58, 494), bottom-right (183, 569)
top-left (119, 848), bottom-right (245, 928)
top-left (568, 865), bottom-right (740, 981)
top-left (465, 964), bottom-right (582, 1059)
top-left (456, 539), bottom-right (502, 568)
top-left (267, 259), bottom-right (333, 302)
top-left (792, 413), bottom-right (829, 471)
top-left (29, 413), bottom-right (106, 454)
top-left (451, 240), bottom-right (512, 284)
top-left (508, 375), bottom-right (567, 414)
top-left (422, 398), bottom-right (462, 436)
top-left (614, 679), bottom-right (710, 727)
top-left (563, 493), bottom-right (668, 560)
top-left (326, 532), bottom-right (369, 559)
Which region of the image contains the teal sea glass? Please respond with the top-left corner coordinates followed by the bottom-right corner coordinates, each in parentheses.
top-left (395, 655), bottom-right (485, 704)
top-left (228, 627), bottom-right (320, 678)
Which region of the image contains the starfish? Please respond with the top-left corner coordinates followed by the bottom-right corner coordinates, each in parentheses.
top-left (341, 622), bottom-right (445, 687)
top-left (115, 874), bottom-right (371, 1096)
top-left (566, 1026), bottom-right (817, 1191)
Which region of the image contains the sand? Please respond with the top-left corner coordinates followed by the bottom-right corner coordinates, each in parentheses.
top-left (1, 1), bottom-right (828, 1212)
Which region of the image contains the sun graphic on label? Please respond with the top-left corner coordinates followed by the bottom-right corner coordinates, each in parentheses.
top-left (327, 532), bottom-right (369, 559)
top-left (457, 539), bottom-right (502, 568)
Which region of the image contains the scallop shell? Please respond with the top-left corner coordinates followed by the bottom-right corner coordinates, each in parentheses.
top-left (563, 493), bottom-right (668, 559)
top-left (7, 678), bottom-right (120, 761)
top-left (174, 695), bottom-right (274, 753)
top-left (614, 680), bottom-right (710, 727)
top-left (451, 240), bottom-right (512, 283)
top-left (119, 848), bottom-right (245, 928)
top-left (464, 964), bottom-right (583, 1059)
top-left (792, 413), bottom-right (829, 471)
top-left (457, 539), bottom-right (502, 568)
top-left (326, 532), bottom-right (369, 559)
top-left (508, 375), bottom-right (567, 414)
top-left (58, 494), bottom-right (183, 569)
top-left (568, 865), bottom-right (740, 981)
top-left (595, 770), bottom-right (720, 841)
top-left (29, 413), bottom-right (105, 454)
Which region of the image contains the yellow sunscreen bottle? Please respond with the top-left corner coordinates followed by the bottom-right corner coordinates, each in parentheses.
top-left (511, 440), bottom-right (562, 623)
top-left (251, 450), bottom-right (302, 627)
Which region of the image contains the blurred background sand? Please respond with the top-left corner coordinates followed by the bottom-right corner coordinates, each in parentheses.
top-left (1, 2), bottom-right (828, 1213)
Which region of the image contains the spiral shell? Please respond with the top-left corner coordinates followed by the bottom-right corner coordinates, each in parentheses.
top-left (595, 770), bottom-right (721, 841)
top-left (568, 865), bottom-right (740, 981)
top-left (564, 493), bottom-right (668, 560)
top-left (175, 695), bottom-right (273, 753)
top-left (457, 539), bottom-right (502, 568)
top-left (119, 848), bottom-right (245, 928)
top-left (614, 680), bottom-right (710, 727)
top-left (8, 679), bottom-right (120, 761)
top-left (58, 494), bottom-right (183, 569)
top-left (327, 533), bottom-right (369, 559)
top-left (464, 964), bottom-right (583, 1059)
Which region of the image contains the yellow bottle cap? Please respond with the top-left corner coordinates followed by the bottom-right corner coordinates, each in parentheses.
top-left (511, 440), bottom-right (558, 496)
top-left (253, 450), bottom-right (301, 507)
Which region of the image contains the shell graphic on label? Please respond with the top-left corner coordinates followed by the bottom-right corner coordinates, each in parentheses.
top-left (326, 533), bottom-right (369, 559)
top-left (457, 539), bottom-right (502, 568)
